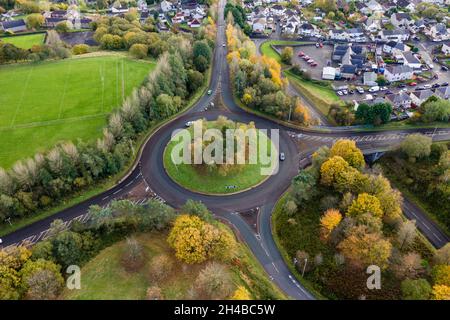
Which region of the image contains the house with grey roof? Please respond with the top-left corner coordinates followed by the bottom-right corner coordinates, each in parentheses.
top-left (435, 86), bottom-right (450, 100)
top-left (0, 19), bottom-right (27, 33)
top-left (386, 92), bottom-right (412, 107)
top-left (384, 65), bottom-right (413, 82)
top-left (410, 89), bottom-right (435, 106)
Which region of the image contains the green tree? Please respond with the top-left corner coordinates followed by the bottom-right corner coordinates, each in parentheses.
top-left (129, 43), bottom-right (148, 59)
top-left (399, 134), bottom-right (432, 162)
top-left (25, 13), bottom-right (44, 29)
top-left (281, 47), bottom-right (293, 65)
top-left (401, 278), bottom-right (432, 300)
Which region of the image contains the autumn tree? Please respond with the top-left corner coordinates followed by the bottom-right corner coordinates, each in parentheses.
top-left (434, 243), bottom-right (450, 265)
top-left (320, 209), bottom-right (342, 239)
top-left (193, 262), bottom-right (233, 300)
top-left (338, 225), bottom-right (392, 269)
top-left (231, 286), bottom-right (251, 300)
top-left (330, 139), bottom-right (365, 169)
top-left (431, 265), bottom-right (450, 287)
top-left (26, 13), bottom-right (44, 29)
top-left (393, 253), bottom-right (425, 279)
top-left (432, 284), bottom-right (450, 300)
top-left (346, 193), bottom-right (383, 219)
top-left (397, 220), bottom-right (417, 250)
top-left (148, 254), bottom-right (173, 283)
top-left (281, 47), bottom-right (293, 65)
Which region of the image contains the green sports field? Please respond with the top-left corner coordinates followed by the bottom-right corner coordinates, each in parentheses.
top-left (0, 33), bottom-right (45, 49)
top-left (0, 54), bottom-right (155, 168)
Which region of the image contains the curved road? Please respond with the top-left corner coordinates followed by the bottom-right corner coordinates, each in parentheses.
top-left (2, 0), bottom-right (449, 300)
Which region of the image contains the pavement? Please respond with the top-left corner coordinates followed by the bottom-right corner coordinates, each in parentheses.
top-left (1, 0), bottom-right (449, 300)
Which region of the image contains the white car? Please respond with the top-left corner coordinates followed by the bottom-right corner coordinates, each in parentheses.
top-left (222, 43), bottom-right (226, 47)
top-left (279, 152), bottom-right (285, 161)
top-left (356, 87), bottom-right (364, 94)
top-left (368, 86), bottom-right (380, 92)
top-left (342, 89), bottom-right (348, 95)
top-left (337, 91), bottom-right (343, 96)
top-left (185, 121), bottom-right (194, 127)
top-left (380, 86), bottom-right (388, 91)
top-left (423, 84), bottom-right (432, 89)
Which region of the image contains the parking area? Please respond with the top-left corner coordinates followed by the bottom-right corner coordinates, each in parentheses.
top-left (291, 44), bottom-right (333, 80)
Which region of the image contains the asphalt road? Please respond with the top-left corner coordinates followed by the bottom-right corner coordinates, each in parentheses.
top-left (1, 0), bottom-right (449, 300)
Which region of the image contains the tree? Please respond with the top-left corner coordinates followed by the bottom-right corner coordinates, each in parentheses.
top-left (320, 156), bottom-right (362, 192)
top-left (401, 278), bottom-right (432, 300)
top-left (376, 75), bottom-right (387, 86)
top-left (193, 262), bottom-right (233, 299)
top-left (314, 0), bottom-right (337, 12)
top-left (51, 231), bottom-right (84, 268)
top-left (421, 99), bottom-right (450, 123)
top-left (194, 55), bottom-right (209, 73)
top-left (330, 139), bottom-right (365, 169)
top-left (231, 286), bottom-right (251, 300)
top-left (129, 43), bottom-right (148, 59)
top-left (181, 200), bottom-right (213, 222)
top-left (399, 134), bottom-right (432, 162)
top-left (432, 265), bottom-right (450, 287)
top-left (146, 286), bottom-right (163, 300)
top-left (432, 284), bottom-right (450, 300)
top-left (320, 209), bottom-right (342, 238)
top-left (338, 225), bottom-right (392, 269)
top-left (281, 47), bottom-right (293, 65)
top-left (291, 170), bottom-right (318, 207)
top-left (55, 21), bottom-right (70, 33)
top-left (72, 44), bottom-right (89, 55)
top-left (187, 69), bottom-right (204, 93)
top-left (393, 253), bottom-right (425, 279)
top-left (355, 103), bottom-right (392, 126)
top-left (20, 259), bottom-right (64, 300)
top-left (434, 243), bottom-right (450, 265)
top-left (193, 40), bottom-right (212, 64)
top-left (347, 193), bottom-right (383, 219)
top-left (397, 220), bottom-right (417, 249)
top-left (148, 254), bottom-right (173, 283)
top-left (121, 237), bottom-right (145, 272)
top-left (26, 13), bottom-right (44, 29)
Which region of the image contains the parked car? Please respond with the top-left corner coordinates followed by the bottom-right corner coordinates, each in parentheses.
top-left (423, 84), bottom-right (432, 89)
top-left (398, 84), bottom-right (407, 88)
top-left (319, 43), bottom-right (323, 48)
top-left (368, 86), bottom-right (380, 92)
top-left (356, 87), bottom-right (364, 94)
top-left (409, 82), bottom-right (417, 86)
top-left (349, 89), bottom-right (354, 94)
top-left (303, 55), bottom-right (310, 60)
top-left (315, 43), bottom-right (320, 48)
top-left (342, 89), bottom-right (348, 95)
top-left (441, 66), bottom-right (449, 71)
top-left (310, 62), bottom-right (318, 67)
top-left (207, 89), bottom-right (212, 95)
top-left (185, 121), bottom-right (194, 127)
top-left (432, 83), bottom-right (440, 88)
top-left (298, 51), bottom-right (305, 57)
top-left (441, 82), bottom-right (448, 87)
top-left (307, 59), bottom-right (314, 64)
top-left (337, 91), bottom-right (343, 96)
top-left (279, 152), bottom-right (285, 161)
top-left (380, 86), bottom-right (388, 91)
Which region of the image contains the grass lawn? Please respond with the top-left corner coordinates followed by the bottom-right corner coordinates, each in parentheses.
top-left (285, 70), bottom-right (343, 117)
top-left (163, 120), bottom-right (276, 194)
top-left (1, 33), bottom-right (45, 49)
top-left (260, 40), bottom-right (306, 63)
top-left (62, 230), bottom-right (286, 300)
top-left (0, 54), bottom-right (154, 168)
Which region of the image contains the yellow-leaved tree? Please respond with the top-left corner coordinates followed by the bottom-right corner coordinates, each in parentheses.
top-left (320, 209), bottom-right (342, 238)
top-left (330, 139), bottom-right (365, 169)
top-left (346, 193), bottom-right (383, 219)
top-left (231, 285), bottom-right (251, 300)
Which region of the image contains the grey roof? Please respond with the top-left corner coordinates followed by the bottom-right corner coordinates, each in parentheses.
top-left (341, 64), bottom-right (357, 74)
top-left (436, 87), bottom-right (450, 99)
top-left (382, 28), bottom-right (409, 35)
top-left (386, 92), bottom-right (411, 104)
top-left (411, 89), bottom-right (434, 101)
top-left (402, 52), bottom-right (421, 65)
top-left (385, 64), bottom-right (413, 74)
top-left (1, 19), bottom-right (26, 29)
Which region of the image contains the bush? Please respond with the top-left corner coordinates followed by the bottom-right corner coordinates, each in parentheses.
top-left (148, 254), bottom-right (173, 282)
top-left (72, 44), bottom-right (90, 55)
top-left (129, 43), bottom-right (148, 59)
top-left (121, 237), bottom-right (145, 272)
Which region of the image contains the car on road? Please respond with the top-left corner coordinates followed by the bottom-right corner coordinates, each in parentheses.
top-left (409, 82), bottom-right (417, 86)
top-left (441, 82), bottom-right (449, 87)
top-left (222, 43), bottom-right (226, 47)
top-left (210, 102), bottom-right (214, 107)
top-left (416, 86), bottom-right (425, 91)
top-left (207, 89), bottom-right (212, 95)
top-left (185, 121), bottom-right (194, 127)
top-left (279, 152), bottom-right (285, 161)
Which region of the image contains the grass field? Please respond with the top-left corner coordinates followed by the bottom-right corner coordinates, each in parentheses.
top-left (62, 230), bottom-right (286, 300)
top-left (163, 120), bottom-right (276, 194)
top-left (1, 33), bottom-right (45, 49)
top-left (0, 54), bottom-right (154, 168)
top-left (260, 40), bottom-right (306, 63)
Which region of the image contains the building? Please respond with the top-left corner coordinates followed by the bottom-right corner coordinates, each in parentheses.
top-left (442, 43), bottom-right (450, 55)
top-left (391, 13), bottom-right (413, 29)
top-left (363, 71), bottom-right (377, 86)
top-left (160, 0), bottom-right (174, 12)
top-left (383, 41), bottom-right (410, 55)
top-left (410, 89), bottom-right (435, 106)
top-left (384, 65), bottom-right (414, 82)
top-left (378, 29), bottom-right (410, 42)
top-left (402, 52), bottom-right (422, 70)
top-left (340, 64), bottom-right (357, 79)
top-left (386, 92), bottom-right (412, 107)
top-left (322, 67), bottom-right (336, 80)
top-left (252, 17), bottom-right (267, 34)
top-left (435, 86), bottom-right (450, 100)
top-left (0, 19), bottom-right (27, 33)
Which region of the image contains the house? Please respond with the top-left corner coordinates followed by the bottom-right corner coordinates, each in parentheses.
top-left (347, 28), bottom-right (366, 42)
top-left (363, 71), bottom-right (377, 86)
top-left (270, 4), bottom-right (285, 16)
top-left (140, 11), bottom-right (149, 22)
top-left (384, 65), bottom-right (414, 82)
top-left (396, 0), bottom-right (416, 12)
top-left (298, 23), bottom-right (317, 37)
top-left (340, 64), bottom-right (357, 79)
top-left (109, 4), bottom-right (129, 15)
top-left (410, 89), bottom-right (435, 106)
top-left (283, 22), bottom-right (296, 35)
top-left (252, 17), bottom-right (267, 34)
top-left (0, 19), bottom-right (27, 33)
top-left (435, 86), bottom-right (450, 100)
top-left (383, 41), bottom-right (410, 55)
top-left (378, 29), bottom-right (410, 42)
top-left (442, 43), bottom-right (450, 55)
top-left (160, 0), bottom-right (174, 12)
top-left (427, 23), bottom-right (450, 42)
top-left (410, 19), bottom-right (427, 34)
top-left (172, 12), bottom-right (185, 24)
top-left (386, 92), bottom-right (412, 107)
top-left (329, 29), bottom-right (348, 41)
top-left (44, 17), bottom-right (66, 28)
top-left (402, 52), bottom-right (422, 70)
top-left (188, 18), bottom-right (201, 28)
top-left (364, 17), bottom-right (382, 33)
top-left (322, 67), bottom-right (336, 80)
top-left (365, 0), bottom-right (384, 14)
top-left (391, 13), bottom-right (413, 29)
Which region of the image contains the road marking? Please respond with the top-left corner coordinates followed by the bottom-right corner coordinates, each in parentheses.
top-left (433, 233), bottom-right (442, 242)
top-left (125, 181), bottom-right (133, 187)
top-left (423, 223), bottom-right (431, 231)
top-left (272, 262), bottom-right (279, 273)
top-left (113, 188), bottom-right (122, 195)
top-left (102, 196), bottom-right (109, 201)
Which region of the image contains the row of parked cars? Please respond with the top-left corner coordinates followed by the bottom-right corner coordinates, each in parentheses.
top-left (336, 82), bottom-right (448, 96)
top-left (298, 51), bottom-right (318, 67)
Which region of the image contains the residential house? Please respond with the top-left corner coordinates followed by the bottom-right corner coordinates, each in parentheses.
top-left (391, 13), bottom-right (413, 29)
top-left (364, 17), bottom-right (382, 33)
top-left (383, 41), bottom-right (410, 55)
top-left (410, 89), bottom-right (435, 106)
top-left (160, 0), bottom-right (174, 12)
top-left (384, 65), bottom-right (414, 82)
top-left (435, 86), bottom-right (450, 100)
top-left (427, 23), bottom-right (450, 41)
top-left (378, 29), bottom-right (410, 42)
top-left (365, 0), bottom-right (384, 15)
top-left (188, 18), bottom-right (201, 28)
top-left (0, 19), bottom-right (27, 33)
top-left (442, 43), bottom-right (450, 55)
top-left (386, 92), bottom-right (412, 107)
top-left (109, 4), bottom-right (129, 15)
top-left (252, 17), bottom-right (267, 34)
top-left (172, 12), bottom-right (185, 24)
top-left (329, 29), bottom-right (348, 41)
top-left (298, 22), bottom-right (317, 37)
top-left (402, 52), bottom-right (422, 70)
top-left (44, 17), bottom-right (66, 28)
top-left (340, 64), bottom-right (357, 79)
top-left (271, 4), bottom-right (285, 16)
top-left (347, 28), bottom-right (366, 42)
top-left (396, 0), bottom-right (416, 12)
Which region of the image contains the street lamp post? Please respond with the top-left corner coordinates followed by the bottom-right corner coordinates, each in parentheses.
top-left (302, 258), bottom-right (308, 277)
